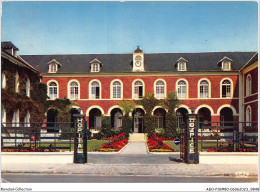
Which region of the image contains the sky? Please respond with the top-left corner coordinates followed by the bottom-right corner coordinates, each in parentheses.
top-left (1, 1), bottom-right (258, 55)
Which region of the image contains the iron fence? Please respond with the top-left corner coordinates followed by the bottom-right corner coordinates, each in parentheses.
top-left (1, 122), bottom-right (73, 152)
top-left (198, 121), bottom-right (258, 152)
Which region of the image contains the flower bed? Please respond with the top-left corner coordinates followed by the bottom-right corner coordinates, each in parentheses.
top-left (95, 133), bottom-right (128, 152)
top-left (2, 148), bottom-right (60, 152)
top-left (147, 134), bottom-right (174, 152)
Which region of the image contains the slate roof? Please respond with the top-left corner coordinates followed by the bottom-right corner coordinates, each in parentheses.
top-left (20, 52), bottom-right (257, 74)
top-left (240, 53), bottom-right (258, 71)
top-left (1, 41), bottom-right (19, 50)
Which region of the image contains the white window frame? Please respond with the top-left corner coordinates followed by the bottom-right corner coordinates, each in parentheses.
top-left (15, 71), bottom-right (19, 93)
top-left (91, 81), bottom-right (101, 99)
top-left (26, 78), bottom-right (30, 97)
top-left (48, 80), bottom-right (59, 100)
top-left (246, 106), bottom-right (252, 126)
top-left (222, 61), bottom-right (231, 71)
top-left (49, 64), bottom-right (58, 73)
top-left (132, 79), bottom-right (145, 99)
top-left (246, 74), bottom-right (252, 96)
top-left (91, 63), bottom-right (100, 72)
top-left (68, 80), bottom-right (80, 100)
top-left (111, 80), bottom-right (122, 99)
top-left (154, 79), bottom-right (166, 99)
top-left (1, 107), bottom-right (6, 126)
top-left (177, 80), bottom-right (187, 99)
top-left (2, 72), bottom-right (6, 89)
top-left (198, 79), bottom-right (211, 99)
top-left (178, 61), bottom-right (187, 71)
top-left (220, 78), bottom-right (232, 98)
top-left (24, 111), bottom-right (30, 127)
top-left (12, 109), bottom-right (19, 127)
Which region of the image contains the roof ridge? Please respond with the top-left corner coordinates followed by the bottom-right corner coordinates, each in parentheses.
top-left (20, 51), bottom-right (257, 56)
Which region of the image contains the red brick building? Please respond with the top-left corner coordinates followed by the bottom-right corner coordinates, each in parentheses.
top-left (20, 46), bottom-right (258, 133)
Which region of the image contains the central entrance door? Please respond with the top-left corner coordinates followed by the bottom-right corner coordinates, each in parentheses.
top-left (133, 108), bottom-right (144, 133)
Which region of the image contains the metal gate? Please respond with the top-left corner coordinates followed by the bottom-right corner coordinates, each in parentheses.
top-left (180, 114), bottom-right (199, 164)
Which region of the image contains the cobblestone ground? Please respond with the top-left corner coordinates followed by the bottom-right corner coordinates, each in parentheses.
top-left (2, 153), bottom-right (258, 177)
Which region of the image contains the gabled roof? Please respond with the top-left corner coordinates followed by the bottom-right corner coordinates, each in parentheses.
top-left (90, 58), bottom-right (102, 64)
top-left (48, 59), bottom-right (62, 66)
top-left (240, 53), bottom-right (258, 71)
top-left (20, 51), bottom-right (257, 74)
top-left (1, 41), bottom-right (19, 50)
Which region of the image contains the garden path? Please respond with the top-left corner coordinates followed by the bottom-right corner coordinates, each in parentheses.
top-left (120, 142), bottom-right (148, 154)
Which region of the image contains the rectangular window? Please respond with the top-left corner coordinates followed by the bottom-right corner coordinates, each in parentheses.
top-left (50, 87), bottom-right (58, 100)
top-left (138, 86), bottom-right (143, 98)
top-left (200, 86), bottom-right (209, 98)
top-left (222, 85), bottom-right (231, 98)
top-left (155, 116), bottom-right (163, 129)
top-left (92, 87), bottom-right (100, 99)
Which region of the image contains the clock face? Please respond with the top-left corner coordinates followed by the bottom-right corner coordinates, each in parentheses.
top-left (135, 61), bottom-right (141, 67)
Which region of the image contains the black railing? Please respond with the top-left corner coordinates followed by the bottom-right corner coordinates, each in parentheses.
top-left (1, 122), bottom-right (73, 152)
top-left (198, 121), bottom-right (258, 152)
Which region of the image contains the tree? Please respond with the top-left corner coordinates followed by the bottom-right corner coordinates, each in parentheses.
top-left (135, 93), bottom-right (161, 137)
top-left (163, 91), bottom-right (181, 138)
top-left (118, 100), bottom-right (135, 138)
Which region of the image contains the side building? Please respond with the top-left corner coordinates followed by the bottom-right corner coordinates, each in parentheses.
top-left (19, 46), bottom-right (258, 133)
top-left (1, 41), bottom-right (43, 126)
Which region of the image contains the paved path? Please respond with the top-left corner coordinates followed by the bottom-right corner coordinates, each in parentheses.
top-left (120, 142), bottom-right (148, 154)
top-left (1, 163), bottom-right (258, 177)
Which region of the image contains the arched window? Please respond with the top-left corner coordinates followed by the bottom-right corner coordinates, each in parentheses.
top-left (200, 80), bottom-right (209, 98)
top-left (49, 82), bottom-right (58, 100)
top-left (134, 81), bottom-right (143, 99)
top-left (24, 111), bottom-right (30, 127)
top-left (155, 80), bottom-right (165, 99)
top-left (177, 80), bottom-right (187, 98)
top-left (15, 71), bottom-right (19, 92)
top-left (12, 109), bottom-right (19, 127)
top-left (2, 72), bottom-right (6, 89)
top-left (26, 78), bottom-right (30, 97)
top-left (91, 81), bottom-right (100, 99)
top-left (221, 80), bottom-right (231, 98)
top-left (70, 81), bottom-right (79, 100)
top-left (246, 106), bottom-right (252, 126)
top-left (246, 75), bottom-right (252, 96)
top-left (112, 81), bottom-right (122, 99)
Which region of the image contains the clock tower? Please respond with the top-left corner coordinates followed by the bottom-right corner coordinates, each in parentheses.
top-left (133, 46), bottom-right (144, 72)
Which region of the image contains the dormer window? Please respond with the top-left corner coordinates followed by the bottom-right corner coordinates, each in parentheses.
top-left (222, 61), bottom-right (231, 71)
top-left (218, 56), bottom-right (232, 71)
top-left (176, 57), bottom-right (188, 71)
top-left (48, 59), bottom-right (62, 73)
top-left (90, 58), bottom-right (102, 73)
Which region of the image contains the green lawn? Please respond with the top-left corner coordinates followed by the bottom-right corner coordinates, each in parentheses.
top-left (164, 140), bottom-right (230, 152)
top-left (29, 140), bottom-right (108, 152)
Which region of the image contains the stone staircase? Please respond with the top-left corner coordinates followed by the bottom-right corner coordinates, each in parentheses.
top-left (129, 133), bottom-right (147, 142)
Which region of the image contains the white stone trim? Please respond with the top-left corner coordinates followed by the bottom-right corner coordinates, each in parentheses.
top-left (154, 78), bottom-right (167, 99)
top-left (216, 104), bottom-right (237, 115)
top-left (197, 78), bottom-right (211, 99)
top-left (220, 78), bottom-right (233, 98)
top-left (86, 105), bottom-right (104, 116)
top-left (132, 79), bottom-right (145, 99)
top-left (67, 79), bottom-right (80, 100)
top-left (175, 105), bottom-right (192, 114)
top-left (195, 104), bottom-right (214, 115)
top-left (89, 79), bottom-right (102, 100)
top-left (110, 79), bottom-right (123, 99)
top-left (107, 105), bottom-right (124, 116)
top-left (47, 79), bottom-right (59, 100)
top-left (176, 78), bottom-right (189, 99)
